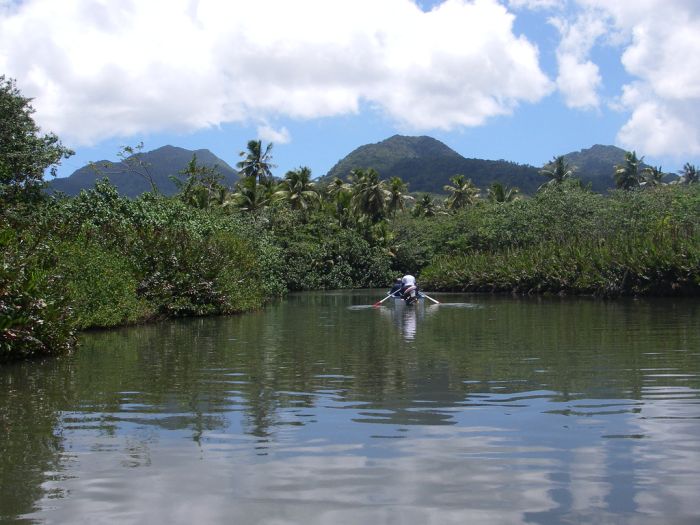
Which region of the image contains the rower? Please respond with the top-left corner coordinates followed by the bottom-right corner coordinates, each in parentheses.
top-left (389, 277), bottom-right (402, 297)
top-left (401, 274), bottom-right (416, 293)
top-left (400, 274), bottom-right (418, 303)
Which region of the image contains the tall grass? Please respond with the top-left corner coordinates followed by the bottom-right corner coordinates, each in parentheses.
top-left (420, 184), bottom-right (700, 297)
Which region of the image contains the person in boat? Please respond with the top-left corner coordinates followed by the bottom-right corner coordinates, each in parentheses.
top-left (389, 277), bottom-right (403, 297)
top-left (401, 274), bottom-right (416, 291)
top-left (400, 274), bottom-right (422, 303)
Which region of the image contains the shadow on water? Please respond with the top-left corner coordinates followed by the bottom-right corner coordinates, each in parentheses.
top-left (1, 291), bottom-right (699, 523)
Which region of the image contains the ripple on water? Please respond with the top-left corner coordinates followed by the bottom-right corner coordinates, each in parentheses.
top-left (346, 305), bottom-right (378, 310)
top-left (429, 302), bottom-right (483, 309)
top-left (6, 291), bottom-right (700, 525)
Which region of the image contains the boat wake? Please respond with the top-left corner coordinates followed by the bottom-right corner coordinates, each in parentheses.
top-left (348, 302), bottom-right (482, 311)
top-left (433, 302), bottom-right (483, 309)
top-left (347, 305), bottom-right (379, 310)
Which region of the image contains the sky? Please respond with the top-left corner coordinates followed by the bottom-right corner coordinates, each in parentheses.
top-left (2, 0), bottom-right (700, 180)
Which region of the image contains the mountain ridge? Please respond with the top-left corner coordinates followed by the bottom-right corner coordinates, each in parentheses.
top-left (50, 137), bottom-right (649, 198)
top-left (324, 135), bottom-right (542, 193)
top-left (324, 136), bottom-right (642, 194)
top-left (49, 145), bottom-right (238, 197)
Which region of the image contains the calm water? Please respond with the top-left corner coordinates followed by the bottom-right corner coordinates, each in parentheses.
top-left (1, 291), bottom-right (699, 524)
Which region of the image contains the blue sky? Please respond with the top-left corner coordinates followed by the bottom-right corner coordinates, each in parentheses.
top-left (2, 0), bottom-right (699, 180)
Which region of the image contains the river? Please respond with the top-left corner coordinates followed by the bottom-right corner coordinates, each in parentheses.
top-left (1, 291), bottom-right (699, 524)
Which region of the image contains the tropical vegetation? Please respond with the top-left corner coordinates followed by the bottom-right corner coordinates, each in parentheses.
top-left (2, 75), bottom-right (699, 362)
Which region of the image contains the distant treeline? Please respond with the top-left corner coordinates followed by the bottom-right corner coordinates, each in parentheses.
top-left (2, 75), bottom-right (699, 362)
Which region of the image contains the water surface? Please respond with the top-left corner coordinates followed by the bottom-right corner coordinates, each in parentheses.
top-left (1, 291), bottom-right (699, 524)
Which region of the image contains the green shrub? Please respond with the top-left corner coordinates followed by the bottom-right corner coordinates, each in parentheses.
top-left (202, 230), bottom-right (268, 313)
top-left (53, 236), bottom-right (150, 329)
top-left (268, 208), bottom-right (393, 290)
top-left (0, 227), bottom-right (76, 362)
top-left (419, 184), bottom-right (700, 297)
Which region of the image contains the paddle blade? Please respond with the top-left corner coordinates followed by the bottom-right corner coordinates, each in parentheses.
top-left (421, 293), bottom-right (440, 304)
top-left (373, 294), bottom-right (391, 307)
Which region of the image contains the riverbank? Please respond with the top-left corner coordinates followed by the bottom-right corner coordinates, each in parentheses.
top-left (1, 185), bottom-right (271, 362)
top-left (421, 232), bottom-right (700, 297)
top-left (0, 181), bottom-right (394, 363)
top-left (3, 182), bottom-right (699, 363)
top-left (416, 183), bottom-right (700, 297)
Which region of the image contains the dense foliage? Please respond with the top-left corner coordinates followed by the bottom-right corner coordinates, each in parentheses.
top-left (2, 76), bottom-right (699, 362)
top-left (420, 183), bottom-right (700, 296)
top-left (0, 222), bottom-right (76, 360)
top-left (0, 76), bottom-right (73, 204)
top-left (1, 184), bottom-right (275, 361)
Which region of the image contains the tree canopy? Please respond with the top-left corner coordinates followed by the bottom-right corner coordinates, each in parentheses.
top-left (0, 76), bottom-right (73, 203)
top-left (236, 140), bottom-right (275, 182)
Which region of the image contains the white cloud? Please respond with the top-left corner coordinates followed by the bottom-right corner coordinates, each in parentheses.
top-left (551, 10), bottom-right (608, 110)
top-left (555, 55), bottom-right (601, 109)
top-left (508, 0), bottom-right (563, 10)
top-left (257, 124), bottom-right (291, 145)
top-left (0, 0), bottom-right (552, 146)
top-left (617, 83), bottom-right (700, 157)
top-left (574, 0), bottom-right (700, 156)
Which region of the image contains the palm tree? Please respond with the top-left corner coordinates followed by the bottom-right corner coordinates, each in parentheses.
top-left (539, 156), bottom-right (575, 190)
top-left (487, 182), bottom-right (519, 203)
top-left (213, 185), bottom-right (229, 206)
top-left (322, 177), bottom-right (352, 225)
top-left (444, 174), bottom-right (479, 210)
top-left (387, 176), bottom-right (413, 216)
top-left (236, 140), bottom-right (276, 183)
top-left (348, 168), bottom-right (389, 223)
top-left (412, 193), bottom-right (438, 217)
top-left (226, 174), bottom-right (270, 212)
top-left (260, 176), bottom-right (279, 201)
top-left (641, 165), bottom-right (665, 187)
top-left (679, 163), bottom-right (698, 185)
top-left (274, 166), bottom-right (320, 211)
top-left (325, 176), bottom-right (348, 202)
top-left (369, 220), bottom-right (395, 250)
top-left (614, 151), bottom-right (643, 190)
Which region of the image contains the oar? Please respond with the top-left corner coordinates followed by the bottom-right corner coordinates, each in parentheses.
top-left (421, 292), bottom-right (440, 304)
top-left (372, 293), bottom-right (394, 307)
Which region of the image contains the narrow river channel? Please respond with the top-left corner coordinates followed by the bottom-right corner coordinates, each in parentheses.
top-left (2, 291), bottom-right (699, 524)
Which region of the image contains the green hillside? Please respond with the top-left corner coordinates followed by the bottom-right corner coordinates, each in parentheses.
top-left (323, 136), bottom-right (665, 195)
top-left (50, 139), bottom-right (658, 199)
top-left (324, 135), bottom-right (542, 194)
top-left (562, 144), bottom-right (642, 192)
top-left (49, 145), bottom-right (238, 197)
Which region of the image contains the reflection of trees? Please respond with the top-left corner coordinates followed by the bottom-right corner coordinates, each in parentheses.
top-left (0, 322), bottom-right (236, 520)
top-left (215, 294), bottom-right (700, 432)
top-left (63, 323), bottom-right (232, 444)
top-left (175, 294), bottom-right (700, 434)
top-left (0, 359), bottom-right (72, 520)
top-left (2, 292), bottom-right (698, 520)
top-left (416, 296), bottom-right (700, 402)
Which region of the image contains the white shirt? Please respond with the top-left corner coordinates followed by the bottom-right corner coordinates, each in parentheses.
top-left (401, 275), bottom-right (416, 286)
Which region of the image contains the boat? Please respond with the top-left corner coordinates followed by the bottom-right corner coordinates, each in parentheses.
top-left (387, 290), bottom-right (423, 306)
top-left (374, 290), bottom-right (437, 307)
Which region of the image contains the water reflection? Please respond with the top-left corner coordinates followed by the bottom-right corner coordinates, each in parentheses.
top-left (378, 300), bottom-right (427, 341)
top-left (1, 292), bottom-right (699, 524)
top-left (21, 405), bottom-right (700, 524)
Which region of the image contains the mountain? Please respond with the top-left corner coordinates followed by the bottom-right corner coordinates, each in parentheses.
top-left (561, 144), bottom-right (642, 192)
top-left (49, 145), bottom-right (238, 197)
top-left (324, 135), bottom-right (543, 194)
top-left (324, 136), bottom-right (658, 195)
